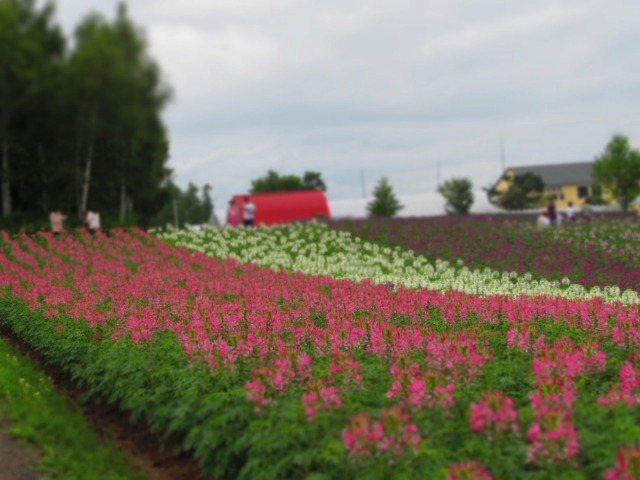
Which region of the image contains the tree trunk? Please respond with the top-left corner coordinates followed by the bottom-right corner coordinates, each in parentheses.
top-left (1, 137), bottom-right (11, 218)
top-left (0, 74), bottom-right (12, 218)
top-left (80, 137), bottom-right (93, 217)
top-left (0, 111), bottom-right (11, 218)
top-left (74, 118), bottom-right (83, 215)
top-left (79, 110), bottom-right (96, 216)
top-left (38, 144), bottom-right (49, 213)
top-left (621, 197), bottom-right (629, 212)
top-left (173, 198), bottom-right (179, 228)
top-left (120, 183), bottom-right (126, 223)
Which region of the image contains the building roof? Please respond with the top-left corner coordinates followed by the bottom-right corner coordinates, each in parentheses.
top-left (504, 162), bottom-right (595, 188)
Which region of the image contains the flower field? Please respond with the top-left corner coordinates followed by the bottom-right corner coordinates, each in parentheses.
top-left (156, 221), bottom-right (639, 304)
top-left (330, 216), bottom-right (640, 294)
top-left (0, 223), bottom-right (639, 479)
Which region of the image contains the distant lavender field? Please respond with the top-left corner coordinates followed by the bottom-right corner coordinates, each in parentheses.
top-left (330, 215), bottom-right (640, 293)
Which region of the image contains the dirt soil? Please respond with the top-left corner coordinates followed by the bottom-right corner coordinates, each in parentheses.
top-left (0, 324), bottom-right (213, 480)
top-left (0, 417), bottom-right (46, 480)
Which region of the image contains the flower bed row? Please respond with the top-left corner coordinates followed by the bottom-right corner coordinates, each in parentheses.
top-left (329, 216), bottom-right (640, 294)
top-left (154, 222), bottom-right (639, 304)
top-left (0, 229), bottom-right (639, 478)
top-left (542, 218), bottom-right (640, 264)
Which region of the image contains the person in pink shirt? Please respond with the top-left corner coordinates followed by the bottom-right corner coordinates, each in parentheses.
top-left (49, 208), bottom-right (67, 235)
top-left (227, 199), bottom-right (241, 227)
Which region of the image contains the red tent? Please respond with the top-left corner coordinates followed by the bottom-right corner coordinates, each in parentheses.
top-left (231, 190), bottom-right (331, 226)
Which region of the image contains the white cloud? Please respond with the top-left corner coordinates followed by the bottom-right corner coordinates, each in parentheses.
top-left (148, 24), bottom-right (280, 104)
top-left (52, 0), bottom-right (640, 218)
top-left (172, 144), bottom-right (275, 176)
top-left (153, 0), bottom-right (296, 15)
top-left (420, 4), bottom-right (588, 61)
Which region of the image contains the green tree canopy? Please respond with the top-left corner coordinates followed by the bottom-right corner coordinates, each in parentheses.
top-left (0, 0), bottom-right (65, 218)
top-left (486, 172), bottom-right (545, 211)
top-left (438, 177), bottom-right (474, 215)
top-left (302, 171), bottom-right (327, 191)
top-left (153, 182), bottom-right (213, 228)
top-left (66, 4), bottom-right (172, 225)
top-left (250, 170), bottom-right (327, 193)
top-left (593, 134), bottom-right (640, 211)
top-left (367, 177), bottom-right (403, 217)
top-left (0, 1), bottom-right (179, 231)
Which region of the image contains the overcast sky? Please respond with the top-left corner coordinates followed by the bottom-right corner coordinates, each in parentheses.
top-left (52, 0), bottom-right (640, 216)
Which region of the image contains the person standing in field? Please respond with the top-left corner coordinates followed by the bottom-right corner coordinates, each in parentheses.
top-left (49, 208), bottom-right (67, 235)
top-left (85, 207), bottom-right (101, 236)
top-left (227, 199), bottom-right (241, 227)
top-left (244, 197), bottom-right (256, 227)
top-left (546, 199), bottom-right (558, 226)
top-left (581, 197), bottom-right (593, 222)
top-left (536, 210), bottom-right (551, 228)
top-left (565, 201), bottom-right (577, 222)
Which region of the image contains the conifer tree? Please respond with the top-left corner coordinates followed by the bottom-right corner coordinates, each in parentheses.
top-left (367, 177), bottom-right (403, 217)
top-left (438, 177), bottom-right (474, 215)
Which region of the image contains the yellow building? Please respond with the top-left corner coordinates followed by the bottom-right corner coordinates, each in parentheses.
top-left (493, 162), bottom-right (614, 209)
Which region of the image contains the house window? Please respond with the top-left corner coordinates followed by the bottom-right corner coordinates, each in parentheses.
top-left (547, 186), bottom-right (564, 201)
top-left (577, 186), bottom-right (589, 199)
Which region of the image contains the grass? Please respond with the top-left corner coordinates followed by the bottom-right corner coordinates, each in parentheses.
top-left (0, 336), bottom-right (147, 480)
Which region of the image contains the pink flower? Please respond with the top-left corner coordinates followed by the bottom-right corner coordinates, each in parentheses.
top-left (343, 412), bottom-right (375, 456)
top-left (604, 444), bottom-right (640, 480)
top-left (600, 353), bottom-right (640, 406)
top-left (470, 391), bottom-right (520, 439)
top-left (343, 407), bottom-right (422, 457)
top-left (527, 415), bottom-right (580, 464)
top-left (302, 382), bottom-right (343, 421)
top-left (387, 360), bottom-right (457, 411)
top-left (447, 460), bottom-right (493, 480)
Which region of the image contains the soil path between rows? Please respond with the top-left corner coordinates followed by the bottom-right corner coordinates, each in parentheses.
top-left (0, 418), bottom-right (46, 480)
top-left (0, 324), bottom-right (213, 480)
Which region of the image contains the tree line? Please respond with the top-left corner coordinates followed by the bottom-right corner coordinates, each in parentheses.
top-left (0, 0), bottom-right (212, 231)
top-left (250, 135), bottom-right (639, 219)
top-left (483, 134), bottom-right (640, 213)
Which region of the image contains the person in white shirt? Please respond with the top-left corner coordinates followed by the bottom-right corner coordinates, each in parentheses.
top-left (565, 201), bottom-right (577, 222)
top-left (85, 208), bottom-right (101, 235)
top-left (536, 210), bottom-right (550, 228)
top-left (244, 198), bottom-right (256, 227)
top-left (49, 208), bottom-right (67, 235)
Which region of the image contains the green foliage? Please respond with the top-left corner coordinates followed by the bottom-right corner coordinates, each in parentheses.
top-left (0, 2), bottom-right (184, 228)
top-left (0, 0), bottom-right (65, 217)
top-left (153, 182), bottom-right (214, 228)
top-left (2, 229), bottom-right (639, 479)
top-left (0, 336), bottom-right (146, 479)
top-left (486, 172), bottom-right (545, 210)
top-left (303, 171), bottom-right (327, 191)
top-left (438, 177), bottom-right (474, 215)
top-left (586, 184), bottom-right (607, 205)
top-left (65, 5), bottom-right (172, 225)
top-left (593, 134), bottom-right (640, 211)
top-left (367, 177), bottom-right (403, 217)
top-left (251, 170), bottom-right (327, 193)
